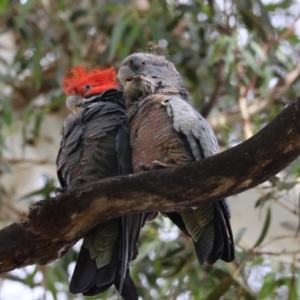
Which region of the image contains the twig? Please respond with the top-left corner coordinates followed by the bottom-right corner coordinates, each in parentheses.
top-left (208, 60), bottom-right (300, 131)
top-left (201, 61), bottom-right (224, 118)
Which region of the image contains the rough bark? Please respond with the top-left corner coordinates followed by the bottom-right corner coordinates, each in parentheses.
top-left (1, 97), bottom-right (300, 274)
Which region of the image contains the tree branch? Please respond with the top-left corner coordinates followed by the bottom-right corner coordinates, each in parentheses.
top-left (201, 61), bottom-right (224, 118)
top-left (208, 60), bottom-right (300, 132)
top-left (1, 97), bottom-right (300, 274)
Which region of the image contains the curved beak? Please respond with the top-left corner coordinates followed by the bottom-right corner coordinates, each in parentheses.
top-left (66, 95), bottom-right (83, 114)
top-left (118, 66), bottom-right (134, 88)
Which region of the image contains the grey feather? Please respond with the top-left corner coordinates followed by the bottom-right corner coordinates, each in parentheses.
top-left (163, 95), bottom-right (234, 264)
top-left (164, 96), bottom-right (219, 160)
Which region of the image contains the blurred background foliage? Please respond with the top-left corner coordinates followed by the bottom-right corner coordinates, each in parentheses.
top-left (1, 0), bottom-right (300, 299)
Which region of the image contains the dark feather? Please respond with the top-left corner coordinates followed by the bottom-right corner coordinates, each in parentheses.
top-left (57, 88), bottom-right (143, 298)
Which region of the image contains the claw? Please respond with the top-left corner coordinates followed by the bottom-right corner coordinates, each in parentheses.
top-left (136, 160), bottom-right (174, 172)
top-left (149, 160), bottom-right (171, 170)
top-left (55, 186), bottom-right (68, 195)
top-left (136, 162), bottom-right (150, 172)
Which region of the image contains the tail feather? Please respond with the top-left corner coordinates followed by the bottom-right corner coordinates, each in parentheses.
top-left (206, 219), bottom-right (224, 265)
top-left (70, 242), bottom-right (118, 295)
top-left (115, 267), bottom-right (138, 300)
top-left (216, 199), bottom-right (235, 262)
top-left (207, 200), bottom-right (235, 264)
top-left (180, 206), bottom-right (215, 265)
top-left (165, 198), bottom-right (234, 265)
top-left (115, 214), bottom-right (144, 298)
top-left (69, 247), bottom-right (98, 294)
top-left (117, 215), bottom-right (130, 297)
top-left (70, 214), bottom-right (144, 298)
top-left (192, 225), bottom-right (215, 265)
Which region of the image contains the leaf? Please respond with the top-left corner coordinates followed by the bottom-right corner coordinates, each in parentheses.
top-left (147, 15), bottom-right (161, 41)
top-left (108, 13), bottom-right (126, 61)
top-left (252, 207), bottom-right (271, 248)
top-left (19, 177), bottom-right (56, 200)
top-left (21, 102), bottom-right (34, 122)
top-left (23, 265), bottom-right (38, 287)
top-left (276, 180), bottom-right (297, 191)
top-left (255, 191), bottom-right (275, 208)
top-left (0, 0), bottom-right (9, 15)
top-left (296, 191), bottom-right (300, 236)
top-left (32, 42), bottom-right (42, 89)
top-left (64, 20), bottom-right (81, 64)
top-left (224, 38), bottom-right (235, 75)
top-left (120, 23), bottom-right (141, 59)
top-left (57, 0), bottom-right (66, 10)
top-left (16, 0), bottom-right (35, 28)
top-left (47, 94), bottom-right (66, 110)
top-left (70, 9), bottom-right (87, 22)
top-left (45, 267), bottom-right (58, 300)
top-left (33, 111), bottom-right (43, 139)
top-left (257, 0), bottom-right (273, 31)
top-left (250, 41), bottom-right (267, 62)
top-left (2, 99), bottom-right (13, 126)
top-left (0, 162), bottom-right (12, 173)
top-left (242, 48), bottom-right (264, 76)
top-left (235, 227), bottom-right (247, 244)
top-left (204, 276), bottom-right (234, 300)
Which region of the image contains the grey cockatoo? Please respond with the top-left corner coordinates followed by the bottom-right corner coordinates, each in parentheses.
top-left (118, 45), bottom-right (235, 265)
top-left (56, 66), bottom-right (144, 299)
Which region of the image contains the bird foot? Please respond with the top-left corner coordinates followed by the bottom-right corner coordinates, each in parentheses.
top-left (136, 160), bottom-right (173, 172)
top-left (55, 186), bottom-right (68, 195)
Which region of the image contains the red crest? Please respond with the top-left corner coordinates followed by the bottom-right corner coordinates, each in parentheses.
top-left (62, 66), bottom-right (118, 97)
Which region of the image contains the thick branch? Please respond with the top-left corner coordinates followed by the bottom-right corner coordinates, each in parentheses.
top-left (1, 98), bottom-right (300, 273)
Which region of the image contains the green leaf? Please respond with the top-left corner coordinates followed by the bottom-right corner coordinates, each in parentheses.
top-left (120, 23), bottom-right (141, 59)
top-left (0, 162), bottom-right (12, 173)
top-left (242, 48), bottom-right (264, 76)
top-left (16, 0), bottom-right (35, 28)
top-left (21, 102), bottom-right (34, 123)
top-left (23, 265), bottom-right (38, 287)
top-left (33, 111), bottom-right (43, 139)
top-left (1, 99), bottom-right (13, 126)
top-left (250, 41), bottom-right (267, 62)
top-left (32, 42), bottom-right (42, 89)
top-left (147, 15), bottom-right (161, 41)
top-left (205, 276), bottom-right (234, 300)
top-left (235, 227), bottom-right (247, 244)
top-left (296, 192), bottom-right (300, 236)
top-left (64, 20), bottom-right (81, 64)
top-left (108, 13), bottom-right (126, 61)
top-left (253, 207), bottom-right (271, 248)
top-left (0, 0), bottom-right (9, 15)
top-left (19, 177), bottom-right (56, 200)
top-left (70, 9), bottom-right (87, 22)
top-left (255, 191), bottom-right (275, 208)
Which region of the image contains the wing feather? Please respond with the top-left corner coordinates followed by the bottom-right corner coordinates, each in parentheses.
top-left (163, 95), bottom-right (234, 264)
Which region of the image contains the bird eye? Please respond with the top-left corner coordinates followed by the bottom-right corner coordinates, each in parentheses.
top-left (141, 61), bottom-right (146, 65)
top-left (83, 84), bottom-right (92, 95)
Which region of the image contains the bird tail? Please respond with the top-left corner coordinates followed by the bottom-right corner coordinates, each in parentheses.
top-left (207, 199), bottom-right (235, 264)
top-left (114, 213), bottom-right (144, 299)
top-left (192, 200), bottom-right (235, 265)
top-left (69, 214), bottom-right (143, 299)
top-left (69, 230), bottom-right (119, 296)
top-left (167, 199), bottom-right (234, 265)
